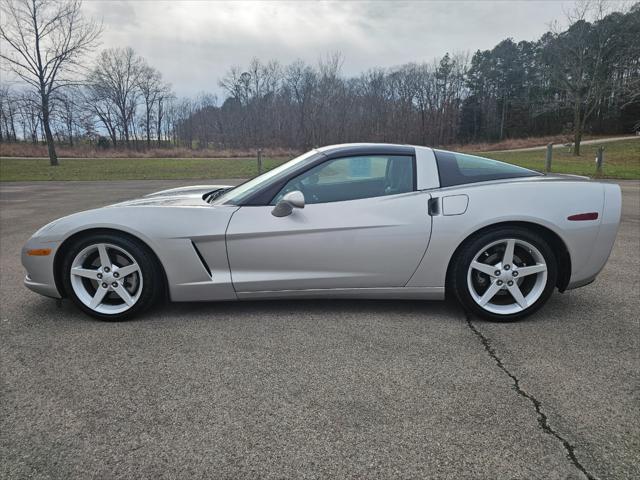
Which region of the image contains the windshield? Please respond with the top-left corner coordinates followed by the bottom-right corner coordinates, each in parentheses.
top-left (212, 149), bottom-right (320, 205)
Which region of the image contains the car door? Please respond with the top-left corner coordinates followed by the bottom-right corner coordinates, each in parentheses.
top-left (225, 154), bottom-right (432, 292)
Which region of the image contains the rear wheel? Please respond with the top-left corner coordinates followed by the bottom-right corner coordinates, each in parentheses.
top-left (452, 227), bottom-right (557, 321)
top-left (61, 233), bottom-right (162, 321)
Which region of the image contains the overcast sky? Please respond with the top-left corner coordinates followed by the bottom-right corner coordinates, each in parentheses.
top-left (81, 0), bottom-right (574, 98)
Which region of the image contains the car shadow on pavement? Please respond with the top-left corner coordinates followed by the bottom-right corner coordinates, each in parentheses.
top-left (21, 290), bottom-right (599, 327)
top-left (20, 295), bottom-right (466, 325)
top-left (155, 297), bottom-right (464, 321)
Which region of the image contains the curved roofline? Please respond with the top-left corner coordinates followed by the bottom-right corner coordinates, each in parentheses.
top-left (317, 142), bottom-right (432, 153)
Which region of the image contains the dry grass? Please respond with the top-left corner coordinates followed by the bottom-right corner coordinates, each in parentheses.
top-left (0, 142), bottom-right (301, 159)
top-left (3, 134), bottom-right (630, 159)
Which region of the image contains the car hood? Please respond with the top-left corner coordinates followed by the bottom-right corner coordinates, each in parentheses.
top-left (108, 185), bottom-right (233, 207)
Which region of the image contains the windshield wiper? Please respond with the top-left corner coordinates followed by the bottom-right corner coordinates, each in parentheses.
top-left (204, 187), bottom-right (234, 203)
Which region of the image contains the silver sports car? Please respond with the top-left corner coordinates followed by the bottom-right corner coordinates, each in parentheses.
top-left (22, 144), bottom-right (621, 321)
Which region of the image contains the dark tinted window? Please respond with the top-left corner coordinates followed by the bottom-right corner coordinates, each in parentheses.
top-left (434, 150), bottom-right (540, 187)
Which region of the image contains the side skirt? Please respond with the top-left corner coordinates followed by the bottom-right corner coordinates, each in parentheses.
top-left (235, 287), bottom-right (445, 301)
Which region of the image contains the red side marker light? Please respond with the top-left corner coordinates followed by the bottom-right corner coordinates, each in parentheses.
top-left (568, 212), bottom-right (598, 221)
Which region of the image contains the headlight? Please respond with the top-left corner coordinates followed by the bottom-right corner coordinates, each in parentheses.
top-left (32, 219), bottom-right (60, 237)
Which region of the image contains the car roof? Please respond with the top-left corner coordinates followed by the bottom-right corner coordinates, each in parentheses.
top-left (316, 143), bottom-right (425, 157)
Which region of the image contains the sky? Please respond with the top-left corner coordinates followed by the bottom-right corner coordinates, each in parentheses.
top-left (80, 0), bottom-right (574, 98)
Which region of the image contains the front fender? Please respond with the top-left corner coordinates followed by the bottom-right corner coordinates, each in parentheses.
top-left (25, 204), bottom-right (240, 302)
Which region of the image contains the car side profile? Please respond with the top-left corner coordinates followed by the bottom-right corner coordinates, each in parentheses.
top-left (22, 144), bottom-right (622, 321)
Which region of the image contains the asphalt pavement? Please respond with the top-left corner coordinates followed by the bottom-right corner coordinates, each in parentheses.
top-left (1, 179), bottom-right (638, 480)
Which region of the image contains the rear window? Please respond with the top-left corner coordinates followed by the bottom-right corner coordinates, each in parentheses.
top-left (434, 150), bottom-right (540, 187)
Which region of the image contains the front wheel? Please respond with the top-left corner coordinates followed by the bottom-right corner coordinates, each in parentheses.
top-left (451, 227), bottom-right (558, 321)
top-left (61, 233), bottom-right (162, 321)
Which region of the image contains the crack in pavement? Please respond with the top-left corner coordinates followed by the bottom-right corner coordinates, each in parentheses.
top-left (465, 314), bottom-right (597, 480)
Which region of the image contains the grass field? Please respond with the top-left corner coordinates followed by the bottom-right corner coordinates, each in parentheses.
top-left (1, 139), bottom-right (638, 181)
top-left (0, 156), bottom-right (290, 181)
top-left (479, 139), bottom-right (639, 179)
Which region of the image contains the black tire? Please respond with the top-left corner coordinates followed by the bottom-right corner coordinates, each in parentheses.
top-left (61, 232), bottom-right (163, 321)
top-left (450, 226), bottom-right (558, 322)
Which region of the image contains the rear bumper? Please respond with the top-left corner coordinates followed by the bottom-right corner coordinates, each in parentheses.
top-left (566, 183), bottom-right (621, 290)
top-left (565, 275), bottom-right (596, 291)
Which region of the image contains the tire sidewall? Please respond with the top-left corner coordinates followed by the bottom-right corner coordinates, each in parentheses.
top-left (61, 233), bottom-right (159, 321)
top-left (453, 227), bottom-right (558, 322)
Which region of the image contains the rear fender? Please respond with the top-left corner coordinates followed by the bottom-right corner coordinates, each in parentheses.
top-left (407, 181), bottom-right (606, 288)
top-left (566, 182), bottom-right (621, 289)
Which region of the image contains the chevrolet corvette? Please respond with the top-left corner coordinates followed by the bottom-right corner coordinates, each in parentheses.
top-left (22, 144), bottom-right (621, 321)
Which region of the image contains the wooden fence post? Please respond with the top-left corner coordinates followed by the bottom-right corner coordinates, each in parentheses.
top-left (257, 148), bottom-right (263, 175)
top-left (545, 143), bottom-right (553, 173)
top-left (596, 146), bottom-right (604, 176)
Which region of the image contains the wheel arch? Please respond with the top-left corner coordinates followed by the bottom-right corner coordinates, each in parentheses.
top-left (53, 228), bottom-right (169, 300)
top-left (445, 221), bottom-right (571, 294)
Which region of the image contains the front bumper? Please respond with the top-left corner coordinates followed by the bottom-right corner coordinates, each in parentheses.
top-left (24, 273), bottom-right (61, 298)
top-left (21, 238), bottom-right (62, 299)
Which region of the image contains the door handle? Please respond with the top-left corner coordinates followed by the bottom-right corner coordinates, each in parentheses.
top-left (428, 197), bottom-right (440, 216)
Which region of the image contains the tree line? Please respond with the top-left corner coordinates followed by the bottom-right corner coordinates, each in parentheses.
top-left (1, 0), bottom-right (638, 166)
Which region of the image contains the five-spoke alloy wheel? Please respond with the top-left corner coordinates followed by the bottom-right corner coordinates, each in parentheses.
top-left (452, 227), bottom-right (557, 321)
top-left (61, 233), bottom-right (162, 321)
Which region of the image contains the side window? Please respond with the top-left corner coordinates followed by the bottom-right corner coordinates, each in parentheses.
top-left (434, 150), bottom-right (540, 187)
top-left (271, 155), bottom-right (414, 205)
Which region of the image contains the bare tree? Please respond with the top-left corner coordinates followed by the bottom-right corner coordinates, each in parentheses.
top-left (0, 84), bottom-right (19, 141)
top-left (137, 64), bottom-right (163, 148)
top-left (284, 60), bottom-right (317, 147)
top-left (0, 0), bottom-right (100, 165)
top-left (155, 84), bottom-right (173, 145)
top-left (219, 66), bottom-right (251, 104)
top-left (87, 47), bottom-right (144, 147)
top-left (83, 85), bottom-right (118, 147)
top-left (544, 1), bottom-right (618, 155)
top-left (16, 89), bottom-right (42, 143)
top-left (2, 1), bottom-right (632, 156)
top-left (51, 86), bottom-right (81, 145)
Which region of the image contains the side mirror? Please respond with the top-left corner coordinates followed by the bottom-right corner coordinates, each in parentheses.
top-left (271, 191), bottom-right (305, 217)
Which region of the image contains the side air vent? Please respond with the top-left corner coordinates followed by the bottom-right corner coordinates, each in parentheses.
top-left (191, 241), bottom-right (212, 277)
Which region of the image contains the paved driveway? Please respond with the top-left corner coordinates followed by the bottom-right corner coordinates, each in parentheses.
top-left (1, 180), bottom-right (638, 479)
